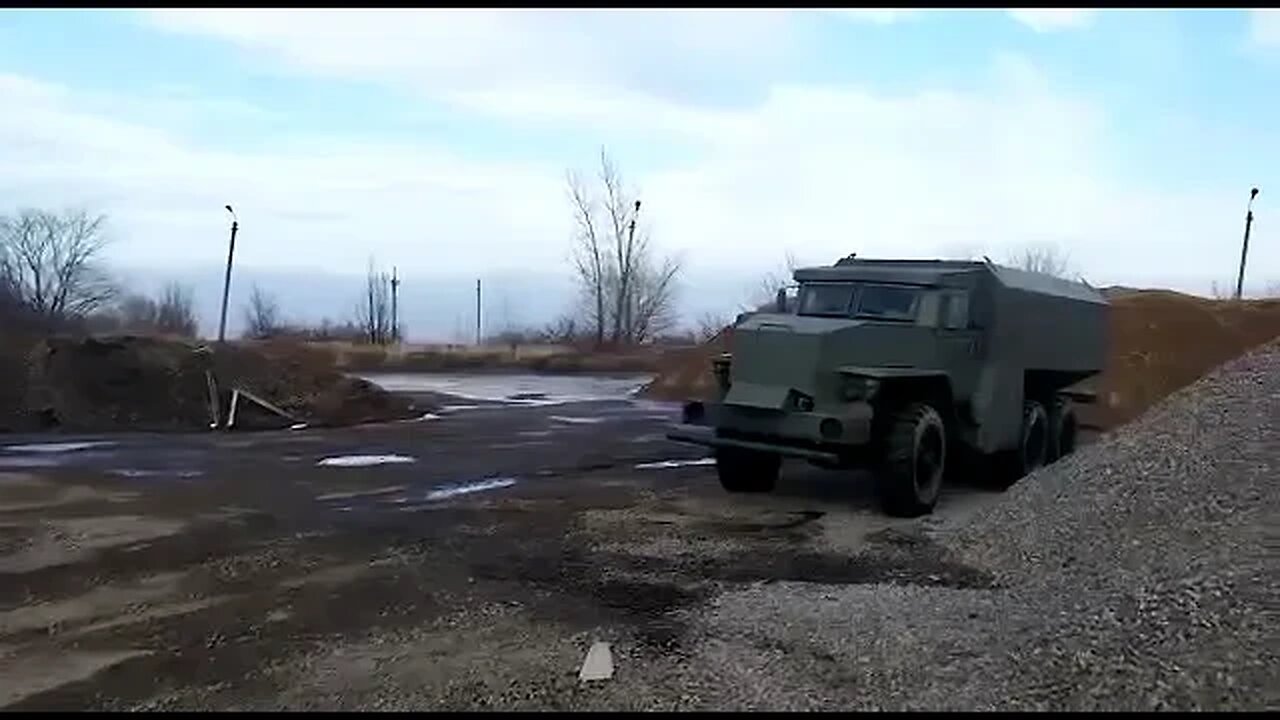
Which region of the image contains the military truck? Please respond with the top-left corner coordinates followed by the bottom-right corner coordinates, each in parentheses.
top-left (667, 256), bottom-right (1108, 517)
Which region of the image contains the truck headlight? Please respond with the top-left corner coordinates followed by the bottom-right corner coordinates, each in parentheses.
top-left (840, 375), bottom-right (881, 402)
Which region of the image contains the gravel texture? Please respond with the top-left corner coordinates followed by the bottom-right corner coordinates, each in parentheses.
top-left (682, 341), bottom-right (1280, 711)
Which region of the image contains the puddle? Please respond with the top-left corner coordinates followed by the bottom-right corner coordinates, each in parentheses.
top-left (634, 458), bottom-right (716, 470)
top-left (360, 373), bottom-right (651, 407)
top-left (424, 477), bottom-right (518, 501)
top-left (517, 430), bottom-right (554, 438)
top-left (440, 404), bottom-right (484, 412)
top-left (629, 434), bottom-right (666, 444)
top-left (549, 416), bottom-right (607, 425)
top-left (109, 469), bottom-right (205, 481)
top-left (317, 455), bottom-right (417, 468)
top-left (0, 456), bottom-right (61, 469)
top-left (4, 441), bottom-right (116, 454)
top-left (489, 441), bottom-right (552, 450)
top-left (316, 485), bottom-right (406, 502)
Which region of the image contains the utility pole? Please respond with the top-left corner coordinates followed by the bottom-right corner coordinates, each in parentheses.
top-left (625, 199), bottom-right (640, 342)
top-left (217, 204), bottom-right (239, 343)
top-left (390, 266), bottom-right (400, 344)
top-left (475, 278), bottom-right (482, 346)
top-left (1235, 187), bottom-right (1260, 300)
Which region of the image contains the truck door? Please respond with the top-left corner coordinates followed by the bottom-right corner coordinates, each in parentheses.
top-left (934, 290), bottom-right (983, 405)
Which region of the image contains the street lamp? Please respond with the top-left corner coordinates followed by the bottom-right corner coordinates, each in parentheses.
top-left (1234, 187), bottom-right (1260, 300)
top-left (217, 204), bottom-right (239, 343)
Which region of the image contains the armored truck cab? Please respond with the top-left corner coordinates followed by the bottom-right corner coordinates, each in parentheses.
top-left (668, 257), bottom-right (1109, 517)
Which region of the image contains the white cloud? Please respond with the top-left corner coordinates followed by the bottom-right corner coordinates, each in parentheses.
top-left (3, 11), bottom-right (1275, 308)
top-left (1006, 9), bottom-right (1097, 33)
top-left (826, 9), bottom-right (924, 25)
top-left (0, 73), bottom-right (569, 276)
top-left (143, 9), bottom-right (799, 105)
top-left (827, 8), bottom-right (1097, 33)
top-left (1249, 9), bottom-right (1280, 49)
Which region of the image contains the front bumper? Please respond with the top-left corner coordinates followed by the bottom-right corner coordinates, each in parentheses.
top-left (667, 400), bottom-right (874, 462)
top-left (666, 425), bottom-right (844, 463)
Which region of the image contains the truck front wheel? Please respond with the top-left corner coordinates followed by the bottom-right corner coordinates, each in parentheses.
top-left (715, 448), bottom-right (780, 493)
top-left (877, 403), bottom-right (947, 517)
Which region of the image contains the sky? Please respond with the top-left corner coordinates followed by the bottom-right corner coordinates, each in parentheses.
top-left (2, 8), bottom-right (1279, 336)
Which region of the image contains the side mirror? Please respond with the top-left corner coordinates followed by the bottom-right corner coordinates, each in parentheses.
top-left (775, 287), bottom-right (788, 313)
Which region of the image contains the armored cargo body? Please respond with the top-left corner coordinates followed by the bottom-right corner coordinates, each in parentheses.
top-left (668, 256), bottom-right (1109, 517)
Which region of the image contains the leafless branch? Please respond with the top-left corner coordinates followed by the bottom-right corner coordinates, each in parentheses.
top-left (243, 284), bottom-right (282, 339)
top-left (564, 147), bottom-right (682, 347)
top-left (0, 207), bottom-right (116, 324)
top-left (1006, 243), bottom-right (1073, 279)
top-left (354, 258), bottom-right (394, 345)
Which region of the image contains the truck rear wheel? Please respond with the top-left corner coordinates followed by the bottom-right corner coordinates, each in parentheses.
top-left (1048, 397), bottom-right (1078, 462)
top-left (986, 399), bottom-right (1049, 490)
top-left (715, 448), bottom-right (780, 493)
top-left (877, 403), bottom-right (947, 517)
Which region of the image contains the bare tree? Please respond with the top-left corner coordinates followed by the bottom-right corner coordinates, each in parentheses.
top-left (98, 293), bottom-right (157, 335)
top-left (0, 208), bottom-right (116, 322)
top-left (565, 147), bottom-right (683, 347)
top-left (1266, 281), bottom-right (1280, 299)
top-left (567, 168), bottom-right (609, 346)
top-left (541, 314), bottom-right (580, 344)
top-left (744, 251), bottom-right (802, 312)
top-left (1006, 243), bottom-right (1072, 278)
top-left (355, 258), bottom-right (394, 345)
top-left (242, 284), bottom-right (282, 339)
top-left (629, 254), bottom-right (682, 343)
top-left (154, 282), bottom-right (197, 337)
top-left (88, 281), bottom-right (196, 338)
top-left (694, 311), bottom-right (730, 342)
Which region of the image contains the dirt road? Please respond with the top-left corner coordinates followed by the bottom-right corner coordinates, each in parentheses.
top-left (0, 395), bottom-right (1042, 710)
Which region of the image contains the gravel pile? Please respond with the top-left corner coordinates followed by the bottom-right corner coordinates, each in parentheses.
top-left (684, 341), bottom-right (1280, 711)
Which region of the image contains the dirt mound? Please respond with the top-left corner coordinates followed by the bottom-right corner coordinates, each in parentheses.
top-left (1086, 292), bottom-right (1280, 429)
top-left (639, 291), bottom-right (1280, 432)
top-left (640, 326), bottom-right (734, 402)
top-left (6, 335), bottom-right (420, 433)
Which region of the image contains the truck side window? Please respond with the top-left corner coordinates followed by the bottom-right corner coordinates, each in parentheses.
top-left (945, 292), bottom-right (970, 330)
top-left (934, 294), bottom-right (950, 328)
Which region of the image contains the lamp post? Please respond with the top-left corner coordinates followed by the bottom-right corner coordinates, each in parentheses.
top-left (217, 204), bottom-right (239, 343)
top-left (1234, 188), bottom-right (1260, 300)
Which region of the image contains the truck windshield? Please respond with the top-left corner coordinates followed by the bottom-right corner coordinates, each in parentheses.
top-left (856, 285), bottom-right (921, 321)
top-left (797, 283), bottom-right (922, 321)
top-left (797, 283), bottom-right (855, 317)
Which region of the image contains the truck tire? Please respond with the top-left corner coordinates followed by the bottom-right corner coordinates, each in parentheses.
top-left (715, 448), bottom-right (780, 493)
top-left (985, 399), bottom-right (1049, 490)
top-left (877, 403), bottom-right (947, 517)
top-left (1048, 396), bottom-right (1078, 462)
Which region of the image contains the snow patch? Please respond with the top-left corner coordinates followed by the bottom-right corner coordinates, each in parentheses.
top-left (549, 416), bottom-right (606, 425)
top-left (317, 455), bottom-right (417, 468)
top-left (5, 441), bottom-right (115, 454)
top-left (425, 477), bottom-right (517, 501)
top-left (110, 469), bottom-right (204, 480)
top-left (440, 404), bottom-right (483, 412)
top-left (634, 458), bottom-right (716, 470)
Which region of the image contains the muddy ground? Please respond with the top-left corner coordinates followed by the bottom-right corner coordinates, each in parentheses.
top-left (0, 393), bottom-right (1093, 710)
